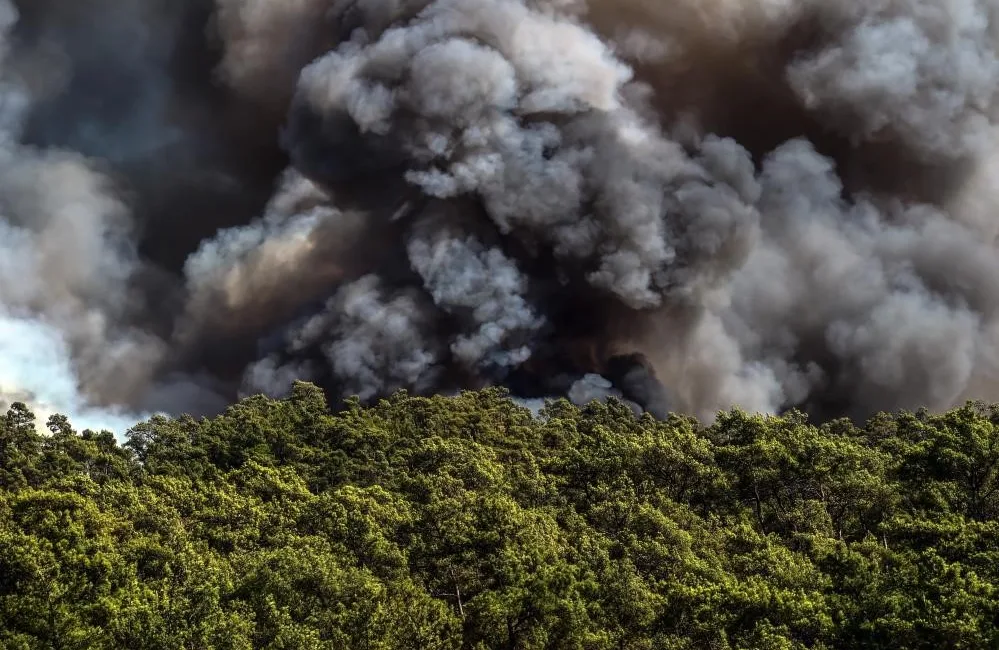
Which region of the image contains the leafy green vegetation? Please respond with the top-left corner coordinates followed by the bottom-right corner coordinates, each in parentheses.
top-left (1, 383), bottom-right (998, 649)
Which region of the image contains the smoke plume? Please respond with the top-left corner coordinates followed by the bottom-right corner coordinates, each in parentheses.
top-left (4, 0), bottom-right (999, 431)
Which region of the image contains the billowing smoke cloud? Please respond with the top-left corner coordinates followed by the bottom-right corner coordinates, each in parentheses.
top-left (4, 0), bottom-right (999, 431)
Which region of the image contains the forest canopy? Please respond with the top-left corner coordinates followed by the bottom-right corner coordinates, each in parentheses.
top-left (1, 384), bottom-right (998, 649)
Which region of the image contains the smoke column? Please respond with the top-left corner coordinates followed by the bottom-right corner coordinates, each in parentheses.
top-left (3, 0), bottom-right (999, 431)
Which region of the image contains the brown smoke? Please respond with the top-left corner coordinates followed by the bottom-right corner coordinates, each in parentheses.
top-left (3, 0), bottom-right (999, 430)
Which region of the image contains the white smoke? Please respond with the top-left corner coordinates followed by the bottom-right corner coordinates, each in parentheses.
top-left (0, 316), bottom-right (147, 433)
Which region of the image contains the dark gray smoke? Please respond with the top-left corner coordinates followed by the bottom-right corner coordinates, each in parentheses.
top-left (3, 0), bottom-right (999, 430)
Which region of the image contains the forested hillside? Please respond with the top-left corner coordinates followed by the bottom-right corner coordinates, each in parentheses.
top-left (1, 384), bottom-right (998, 649)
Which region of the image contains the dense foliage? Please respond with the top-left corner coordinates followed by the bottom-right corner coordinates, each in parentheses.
top-left (1, 384), bottom-right (998, 649)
